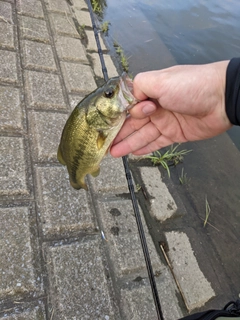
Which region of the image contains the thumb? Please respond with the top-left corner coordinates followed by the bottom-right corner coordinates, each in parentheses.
top-left (129, 100), bottom-right (158, 119)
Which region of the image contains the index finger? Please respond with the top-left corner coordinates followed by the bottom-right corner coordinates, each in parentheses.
top-left (113, 115), bottom-right (150, 145)
top-left (133, 71), bottom-right (164, 100)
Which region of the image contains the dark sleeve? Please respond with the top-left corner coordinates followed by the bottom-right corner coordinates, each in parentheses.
top-left (225, 57), bottom-right (240, 126)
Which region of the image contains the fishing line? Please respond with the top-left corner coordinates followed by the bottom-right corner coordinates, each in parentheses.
top-left (86, 1), bottom-right (164, 319)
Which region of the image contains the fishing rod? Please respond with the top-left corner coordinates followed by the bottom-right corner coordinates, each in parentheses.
top-left (86, 1), bottom-right (164, 319)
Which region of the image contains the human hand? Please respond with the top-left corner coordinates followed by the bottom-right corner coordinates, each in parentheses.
top-left (110, 61), bottom-right (232, 157)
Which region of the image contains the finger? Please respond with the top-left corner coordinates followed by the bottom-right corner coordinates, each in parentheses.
top-left (133, 71), bottom-right (164, 100)
top-left (110, 121), bottom-right (161, 157)
top-left (132, 135), bottom-right (174, 155)
top-left (113, 116), bottom-right (150, 145)
top-left (129, 100), bottom-right (158, 119)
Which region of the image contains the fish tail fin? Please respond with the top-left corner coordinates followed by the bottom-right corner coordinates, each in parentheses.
top-left (91, 166), bottom-right (100, 177)
top-left (70, 176), bottom-right (88, 191)
top-left (57, 145), bottom-right (66, 165)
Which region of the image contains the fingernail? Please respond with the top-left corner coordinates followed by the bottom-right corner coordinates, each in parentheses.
top-left (142, 104), bottom-right (156, 115)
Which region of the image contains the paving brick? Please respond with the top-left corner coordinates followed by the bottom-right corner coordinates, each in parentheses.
top-left (0, 207), bottom-right (38, 299)
top-left (16, 0), bottom-right (44, 19)
top-left (60, 61), bottom-right (96, 93)
top-left (2, 304), bottom-right (46, 320)
top-left (85, 29), bottom-right (107, 52)
top-left (0, 1), bottom-right (13, 24)
top-left (20, 16), bottom-right (50, 43)
top-left (22, 40), bottom-right (57, 72)
top-left (49, 13), bottom-right (79, 38)
top-left (91, 53), bottom-right (118, 79)
top-left (28, 111), bottom-right (67, 162)
top-left (121, 269), bottom-right (183, 320)
top-left (0, 50), bottom-right (18, 84)
top-left (45, 0), bottom-right (70, 14)
top-left (75, 9), bottom-right (92, 27)
top-left (89, 155), bottom-right (129, 193)
top-left (0, 22), bottom-right (15, 50)
top-left (140, 167), bottom-right (178, 222)
top-left (72, 0), bottom-right (88, 10)
top-left (165, 231), bottom-right (215, 311)
top-left (0, 137), bottom-right (29, 196)
top-left (46, 238), bottom-right (115, 319)
top-left (121, 286), bottom-right (158, 320)
top-left (35, 166), bottom-right (95, 236)
top-left (25, 70), bottom-right (66, 110)
top-left (0, 86), bottom-right (23, 133)
top-left (68, 94), bottom-right (84, 110)
top-left (54, 35), bottom-right (88, 62)
top-left (97, 198), bottom-right (162, 276)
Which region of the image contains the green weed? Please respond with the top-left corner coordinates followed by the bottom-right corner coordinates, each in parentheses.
top-left (91, 0), bottom-right (106, 13)
top-left (179, 168), bottom-right (191, 185)
top-left (146, 144), bottom-right (192, 177)
top-left (204, 197), bottom-right (211, 228)
top-left (113, 41), bottom-right (129, 72)
top-left (101, 21), bottom-right (110, 33)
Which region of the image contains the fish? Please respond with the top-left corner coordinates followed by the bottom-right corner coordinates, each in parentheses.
top-left (57, 73), bottom-right (139, 190)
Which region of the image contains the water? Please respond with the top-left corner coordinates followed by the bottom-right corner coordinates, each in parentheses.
top-left (101, 0), bottom-right (240, 146)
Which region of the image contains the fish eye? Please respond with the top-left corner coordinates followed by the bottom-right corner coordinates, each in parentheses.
top-left (104, 88), bottom-right (114, 98)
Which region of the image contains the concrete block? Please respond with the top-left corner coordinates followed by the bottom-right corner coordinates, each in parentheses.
top-left (72, 0), bottom-right (88, 10)
top-left (20, 16), bottom-right (50, 43)
top-left (0, 207), bottom-right (39, 299)
top-left (2, 304), bottom-right (46, 319)
top-left (97, 198), bottom-right (162, 276)
top-left (0, 50), bottom-right (18, 84)
top-left (35, 166), bottom-right (95, 236)
top-left (165, 231), bottom-right (215, 311)
top-left (46, 237), bottom-right (115, 319)
top-left (60, 61), bottom-right (96, 93)
top-left (85, 29), bottom-right (107, 52)
top-left (25, 70), bottom-right (66, 110)
top-left (140, 167), bottom-right (177, 222)
top-left (0, 137), bottom-right (29, 196)
top-left (0, 86), bottom-right (23, 133)
top-left (0, 21), bottom-right (15, 50)
top-left (28, 111), bottom-right (68, 162)
top-left (49, 12), bottom-right (79, 38)
top-left (91, 53), bottom-right (118, 79)
top-left (54, 35), bottom-right (88, 62)
top-left (89, 155), bottom-right (129, 194)
top-left (0, 1), bottom-right (13, 24)
top-left (75, 9), bottom-right (92, 27)
top-left (22, 40), bottom-right (57, 72)
top-left (45, 0), bottom-right (70, 14)
top-left (16, 0), bottom-right (44, 19)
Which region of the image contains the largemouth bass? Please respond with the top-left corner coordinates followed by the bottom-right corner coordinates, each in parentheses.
top-left (57, 73), bottom-right (138, 190)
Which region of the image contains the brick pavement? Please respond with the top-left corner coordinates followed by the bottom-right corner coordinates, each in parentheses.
top-left (0, 0), bottom-right (214, 319)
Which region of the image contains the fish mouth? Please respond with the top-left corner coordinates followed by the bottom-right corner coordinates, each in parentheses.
top-left (119, 73), bottom-right (140, 111)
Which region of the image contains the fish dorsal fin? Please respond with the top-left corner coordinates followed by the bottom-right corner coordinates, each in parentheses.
top-left (97, 131), bottom-right (108, 150)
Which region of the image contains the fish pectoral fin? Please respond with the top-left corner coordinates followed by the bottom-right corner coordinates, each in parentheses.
top-left (91, 167), bottom-right (100, 177)
top-left (57, 146), bottom-right (66, 165)
top-left (97, 131), bottom-right (108, 150)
